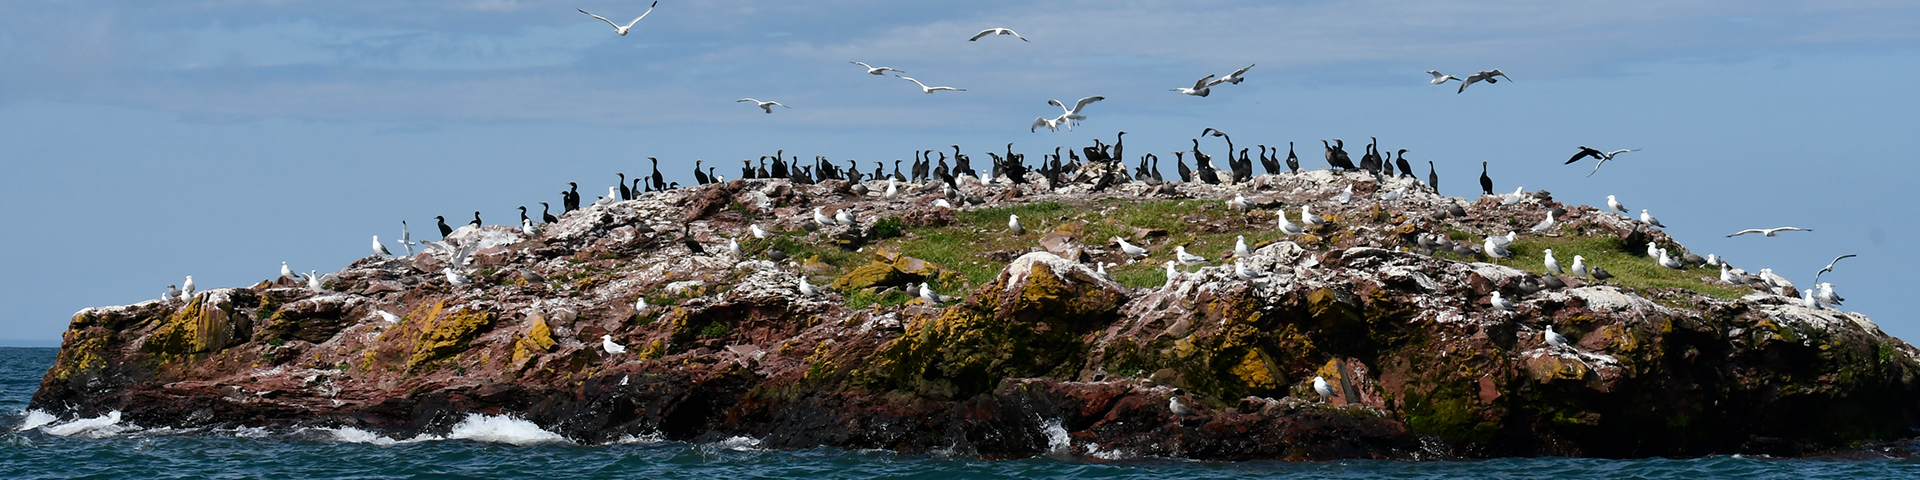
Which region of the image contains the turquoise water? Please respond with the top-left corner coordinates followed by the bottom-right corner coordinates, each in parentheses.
top-left (3, 348), bottom-right (1918, 479)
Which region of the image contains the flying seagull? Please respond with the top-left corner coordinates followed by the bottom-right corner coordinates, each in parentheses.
top-left (849, 61), bottom-right (902, 75)
top-left (1031, 114), bottom-right (1066, 133)
top-left (737, 98), bottom-right (790, 114)
top-left (1457, 69), bottom-right (1513, 93)
top-left (1427, 70), bottom-right (1460, 84)
top-left (578, 2), bottom-right (658, 36)
top-left (1047, 96), bottom-right (1104, 129)
top-left (1209, 64), bottom-right (1255, 86)
top-left (1566, 146), bottom-right (1641, 176)
top-left (1171, 74), bottom-right (1217, 97)
top-left (1813, 254), bottom-right (1858, 284)
top-left (968, 27), bottom-right (1028, 42)
top-left (896, 75), bottom-right (964, 93)
top-left (1727, 227), bottom-right (1812, 237)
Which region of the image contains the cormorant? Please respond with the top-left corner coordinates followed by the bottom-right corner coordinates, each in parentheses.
top-left (540, 202), bottom-right (558, 224)
top-left (1479, 161), bottom-right (1493, 196)
top-left (565, 182), bottom-right (580, 212)
top-left (771, 151), bottom-right (788, 179)
top-left (741, 160), bottom-right (754, 180)
top-left (1286, 142), bottom-right (1300, 173)
top-left (469, 211), bottom-right (482, 228)
top-left (617, 173), bottom-right (631, 200)
top-left (1395, 149), bottom-right (1413, 178)
top-left (1323, 140), bottom-right (1356, 170)
top-left (436, 216), bottom-right (453, 239)
top-left (649, 157), bottom-right (666, 192)
top-left (1427, 161), bottom-right (1440, 193)
top-left (1258, 145), bottom-right (1280, 174)
top-left (518, 206), bottom-right (529, 225)
top-left (1175, 151), bottom-right (1193, 183)
top-left (694, 160), bottom-right (710, 185)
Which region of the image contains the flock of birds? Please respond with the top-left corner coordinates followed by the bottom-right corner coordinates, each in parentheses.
top-left (142, 4), bottom-right (1861, 407)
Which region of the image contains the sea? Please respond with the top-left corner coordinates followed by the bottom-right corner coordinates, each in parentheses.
top-left (1, 348), bottom-right (1917, 479)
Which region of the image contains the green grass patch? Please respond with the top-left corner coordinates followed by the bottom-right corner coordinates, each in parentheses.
top-left (845, 287), bottom-right (915, 309)
top-left (1485, 234), bottom-right (1748, 300)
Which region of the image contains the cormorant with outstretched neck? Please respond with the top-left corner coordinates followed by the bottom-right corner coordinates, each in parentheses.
top-left (892, 159), bottom-right (906, 182)
top-left (1285, 142), bottom-right (1300, 173)
top-left (564, 182), bottom-right (580, 211)
top-left (469, 211), bottom-right (482, 228)
top-left (1192, 139), bottom-right (1222, 184)
top-left (756, 157), bottom-right (770, 179)
top-left (518, 206), bottom-right (529, 225)
top-left (1258, 145), bottom-right (1280, 174)
top-left (1112, 132), bottom-right (1126, 164)
top-left (1479, 161), bottom-right (1493, 195)
top-left (707, 166), bottom-right (718, 184)
top-left (649, 158), bottom-right (666, 192)
top-left (632, 177), bottom-right (644, 195)
top-left (1358, 137), bottom-right (1381, 173)
top-left (1395, 149), bottom-right (1413, 178)
top-left (617, 173), bottom-right (631, 200)
top-left (910, 151), bottom-right (928, 182)
top-left (693, 160), bottom-right (710, 185)
top-left (1323, 140), bottom-right (1356, 170)
top-left (771, 151), bottom-right (788, 179)
top-left (540, 202), bottom-right (558, 223)
top-left (1427, 161), bottom-right (1439, 193)
top-left (1175, 151), bottom-right (1193, 182)
top-left (952, 145), bottom-right (974, 179)
top-left (436, 216), bottom-right (453, 239)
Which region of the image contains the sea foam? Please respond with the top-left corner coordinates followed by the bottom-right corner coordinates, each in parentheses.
top-left (444, 413), bottom-right (569, 446)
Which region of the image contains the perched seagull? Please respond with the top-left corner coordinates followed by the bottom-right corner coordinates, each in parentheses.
top-left (1544, 325), bottom-right (1568, 348)
top-left (400, 220), bottom-right (416, 256)
top-left (737, 98), bottom-right (790, 114)
top-left (917, 282), bottom-right (952, 305)
top-left (897, 75), bottom-right (965, 93)
top-left (1571, 255), bottom-right (1589, 278)
top-left (1209, 64), bottom-right (1255, 86)
top-left (835, 208), bottom-right (856, 226)
top-left (1163, 260), bottom-right (1179, 287)
top-left (1168, 396), bottom-right (1196, 416)
top-left (1095, 262), bottom-right (1109, 280)
top-left (1234, 258), bottom-right (1267, 280)
top-left (370, 235), bottom-right (394, 257)
top-left (1501, 186), bottom-right (1525, 205)
top-left (634, 297), bottom-right (650, 313)
top-left (1233, 236), bottom-right (1252, 259)
top-left (728, 237), bottom-right (742, 257)
top-left (1048, 96), bottom-right (1105, 128)
top-left (594, 186), bottom-right (618, 207)
top-left (377, 311), bottom-right (401, 324)
top-left (883, 179), bottom-right (900, 199)
top-left (1815, 282), bottom-right (1844, 306)
top-left (1490, 290), bottom-right (1517, 311)
top-left (849, 61), bottom-right (903, 75)
top-left (1171, 74), bottom-right (1217, 97)
top-left (1706, 254), bottom-right (1722, 266)
top-left (1658, 248), bottom-right (1685, 269)
top-left (1727, 227), bottom-right (1812, 238)
top-left (1720, 264), bottom-right (1744, 285)
top-left (1640, 209), bottom-right (1666, 228)
top-left (307, 270), bottom-right (325, 292)
top-left (968, 27), bottom-right (1028, 42)
top-left (1008, 214), bottom-right (1025, 235)
top-left (1175, 245), bottom-right (1208, 268)
top-left (1647, 241), bottom-right (1661, 258)
top-left (1300, 205), bottom-right (1325, 227)
top-left (812, 207), bottom-right (837, 226)
top-left (280, 262), bottom-right (296, 280)
top-left (601, 335), bottom-right (626, 355)
top-left (164, 284), bottom-right (181, 301)
top-left (1813, 254), bottom-right (1857, 284)
top-left (1544, 249), bottom-right (1563, 274)
top-left (578, 2), bottom-right (657, 36)
top-left (1228, 194), bottom-right (1252, 212)
top-left (1117, 238), bottom-right (1149, 257)
top-left (1335, 184), bottom-right (1353, 204)
top-left (932, 198), bottom-right (954, 209)
top-left (1484, 237), bottom-right (1513, 259)
top-left (1426, 70), bottom-right (1460, 84)
top-left (1456, 68), bottom-right (1513, 93)
top-left (1530, 212), bottom-right (1557, 233)
top-left (183, 276), bottom-right (196, 299)
top-left (1380, 187), bottom-right (1405, 202)
top-left (1277, 211), bottom-right (1306, 235)
top-left (1801, 289), bottom-right (1820, 308)
top-left (797, 276), bottom-right (819, 296)
top-left (1606, 195), bottom-right (1627, 215)
top-left (750, 224), bottom-right (770, 239)
top-left (444, 267), bottom-right (469, 287)
top-left (1313, 376), bottom-right (1340, 401)
top-left (522, 218), bottom-right (542, 236)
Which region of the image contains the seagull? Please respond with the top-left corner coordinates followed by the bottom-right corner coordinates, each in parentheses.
top-left (1544, 249), bottom-right (1563, 274)
top-left (750, 224), bottom-right (770, 239)
top-left (918, 282), bottom-right (952, 305)
top-left (1171, 74), bottom-right (1217, 97)
top-left (835, 208), bottom-right (856, 226)
top-left (1530, 212), bottom-right (1556, 233)
top-left (1380, 187), bottom-right (1405, 202)
top-left (578, 2), bottom-right (657, 36)
top-left (1456, 68), bottom-right (1513, 93)
top-left (1335, 184), bottom-right (1353, 204)
top-left (1117, 237), bottom-right (1149, 257)
top-left (444, 267), bottom-right (470, 287)
top-left (1544, 325), bottom-right (1568, 348)
top-left (1175, 245), bottom-right (1208, 268)
top-left (728, 237), bottom-right (742, 257)
top-left (594, 186), bottom-right (618, 207)
top-left (521, 218), bottom-right (541, 236)
top-left (812, 207), bottom-right (837, 226)
top-left (1646, 241), bottom-right (1661, 258)
top-left (400, 220), bottom-right (416, 256)
top-left (897, 75), bottom-right (964, 93)
top-left (933, 198), bottom-right (954, 209)
top-left (968, 27), bottom-right (1028, 42)
top-left (1427, 70), bottom-right (1460, 84)
top-left (601, 335), bottom-right (627, 354)
top-left (280, 262), bottom-right (296, 280)
top-left (165, 284), bottom-right (182, 301)
top-left (183, 276), bottom-right (195, 299)
top-left (1490, 290), bottom-right (1517, 311)
top-left (1591, 266), bottom-right (1614, 281)
top-left (1607, 195), bottom-right (1627, 214)
top-left (849, 61), bottom-right (903, 75)
top-left (1658, 248), bottom-right (1685, 269)
top-left (1571, 255), bottom-right (1589, 278)
top-left (1163, 260), bottom-right (1179, 287)
top-left (1048, 96), bottom-right (1105, 128)
top-left (1228, 194), bottom-right (1252, 212)
top-left (1300, 205), bottom-right (1325, 227)
top-left (1802, 289), bottom-right (1820, 308)
top-left (1095, 262), bottom-right (1110, 280)
top-left (1501, 186), bottom-right (1525, 205)
top-left (1815, 282), bottom-right (1844, 306)
top-left (1209, 64), bottom-right (1255, 86)
top-left (1234, 259), bottom-right (1267, 280)
top-left (1566, 147), bottom-right (1640, 177)
top-left (1640, 209), bottom-right (1666, 228)
top-left (797, 276), bottom-right (819, 296)
top-left (1484, 237), bottom-right (1513, 259)
top-left (1313, 376), bottom-right (1340, 401)
top-left (1008, 214), bottom-right (1025, 235)
top-left (377, 311), bottom-right (401, 323)
top-left (1168, 396), bottom-right (1196, 416)
top-left (1706, 254), bottom-right (1722, 266)
top-left (1030, 115), bottom-right (1066, 132)
top-left (1727, 227), bottom-right (1812, 238)
top-left (1277, 211), bottom-right (1306, 235)
top-left (1721, 264), bottom-right (1745, 285)
top-left (737, 98), bottom-right (790, 114)
top-left (370, 235), bottom-right (393, 257)
top-left (1233, 235), bottom-right (1252, 259)
top-left (308, 271), bottom-right (326, 292)
top-left (634, 296), bottom-right (649, 313)
top-left (883, 179), bottom-right (900, 199)
top-left (1813, 254), bottom-right (1857, 284)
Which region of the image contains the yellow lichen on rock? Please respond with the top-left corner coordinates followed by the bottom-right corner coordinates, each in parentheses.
top-left (1230, 349), bottom-right (1279, 391)
top-left (511, 318), bottom-right (556, 366)
top-left (143, 295), bottom-right (247, 356)
top-left (405, 303), bottom-right (494, 371)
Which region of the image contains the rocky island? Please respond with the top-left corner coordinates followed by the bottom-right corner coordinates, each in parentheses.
top-left (31, 165), bottom-right (1920, 460)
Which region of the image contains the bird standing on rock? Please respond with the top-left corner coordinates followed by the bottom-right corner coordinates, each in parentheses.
top-left (797, 276), bottom-right (819, 296)
top-left (1300, 205), bottom-right (1325, 228)
top-left (1117, 238), bottom-right (1149, 257)
top-left (1571, 255), bottom-right (1589, 278)
top-left (1544, 325), bottom-right (1569, 348)
top-left (280, 262), bottom-right (296, 280)
top-left (1169, 396), bottom-right (1196, 416)
top-left (1277, 211), bottom-right (1306, 236)
top-left (165, 284), bottom-right (181, 301)
top-left (1490, 290), bottom-right (1517, 311)
top-left (1607, 195), bottom-right (1627, 215)
top-left (183, 276), bottom-right (196, 299)
top-left (812, 207), bottom-right (837, 227)
top-left (1313, 376), bottom-right (1340, 401)
top-left (750, 224), bottom-right (769, 239)
top-left (436, 216), bottom-right (453, 239)
top-left (373, 236), bottom-right (391, 257)
top-left (1175, 245), bottom-right (1208, 269)
top-left (1479, 162), bottom-right (1493, 196)
top-left (601, 335), bottom-right (626, 355)
top-left (1640, 209), bottom-right (1666, 228)
top-left (1234, 236), bottom-right (1251, 259)
top-left (1544, 249), bottom-right (1562, 274)
top-left (1008, 214), bottom-right (1025, 235)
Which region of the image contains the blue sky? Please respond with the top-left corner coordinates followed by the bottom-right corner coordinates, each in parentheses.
top-left (3, 0), bottom-right (1918, 345)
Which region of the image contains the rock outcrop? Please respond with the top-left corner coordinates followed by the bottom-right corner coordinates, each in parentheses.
top-left (32, 170), bottom-right (1920, 459)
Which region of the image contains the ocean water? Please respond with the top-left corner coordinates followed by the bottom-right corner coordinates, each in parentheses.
top-left (2, 348), bottom-right (1917, 479)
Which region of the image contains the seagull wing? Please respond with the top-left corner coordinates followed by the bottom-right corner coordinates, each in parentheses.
top-left (1191, 74), bottom-right (1217, 90)
top-left (1727, 229), bottom-right (1764, 237)
top-left (851, 61), bottom-right (872, 68)
top-left (969, 29), bottom-right (995, 41)
top-left (1491, 69), bottom-right (1512, 82)
top-left (1225, 64), bottom-right (1254, 78)
top-left (1007, 29), bottom-right (1028, 41)
top-left (1587, 158), bottom-right (1609, 177)
top-left (1031, 117), bottom-right (1052, 133)
top-left (897, 75), bottom-right (926, 88)
top-left (1606, 149), bottom-right (1639, 158)
top-left (737, 98), bottom-right (759, 103)
top-left (579, 9), bottom-right (619, 28)
top-left (621, 1), bottom-right (658, 29)
top-left (773, 101), bottom-right (790, 108)
top-left (1070, 96), bottom-right (1104, 114)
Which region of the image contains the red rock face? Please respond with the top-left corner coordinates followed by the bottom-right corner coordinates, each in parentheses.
top-left (31, 172), bottom-right (1920, 459)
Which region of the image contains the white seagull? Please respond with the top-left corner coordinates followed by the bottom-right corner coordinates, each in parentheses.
top-left (1117, 238), bottom-right (1149, 257)
top-left (1657, 248), bottom-right (1685, 269)
top-left (849, 61), bottom-right (903, 75)
top-left (601, 335), bottom-right (627, 354)
top-left (728, 237), bottom-right (742, 257)
top-left (1048, 96), bottom-right (1105, 129)
top-left (1813, 254), bottom-right (1857, 284)
top-left (372, 235), bottom-right (392, 257)
top-left (1490, 290), bottom-right (1516, 311)
top-left (1426, 70), bottom-right (1460, 84)
top-left (1171, 74), bottom-right (1217, 97)
top-left (280, 261), bottom-right (296, 280)
top-left (1640, 209), bottom-right (1666, 228)
top-left (1313, 376), bottom-right (1340, 401)
top-left (1031, 114), bottom-right (1066, 133)
top-left (1163, 260), bottom-right (1179, 287)
top-left (1175, 245), bottom-right (1208, 268)
top-left (1544, 325), bottom-right (1568, 348)
top-left (812, 207), bottom-right (837, 226)
top-left (1277, 211), bottom-right (1306, 236)
top-left (1456, 68), bottom-right (1513, 93)
top-left (1501, 186), bottom-right (1525, 205)
top-left (1209, 64), bottom-right (1255, 86)
top-left (1484, 237), bottom-right (1513, 259)
top-left (522, 218), bottom-right (541, 236)
top-left (883, 179), bottom-right (900, 199)
top-left (1815, 283), bottom-right (1844, 306)
top-left (183, 276), bottom-right (195, 299)
top-left (1530, 212), bottom-right (1557, 233)
top-left (836, 208), bottom-right (856, 226)
top-left (737, 98), bottom-right (790, 114)
top-left (1727, 227), bottom-right (1812, 238)
top-left (917, 282), bottom-right (952, 305)
top-left (1583, 148), bottom-right (1640, 177)
top-left (1008, 214), bottom-right (1025, 235)
top-left (635, 296), bottom-right (650, 312)
top-left (932, 198), bottom-right (954, 209)
top-left (1571, 255), bottom-right (1589, 278)
top-left (1335, 184), bottom-right (1353, 204)
top-left (1233, 235), bottom-right (1252, 259)
top-left (750, 224), bottom-right (770, 239)
top-left (897, 76), bottom-right (965, 94)
top-left (444, 267), bottom-right (470, 287)
top-left (1300, 205), bottom-right (1325, 227)
top-left (1606, 195), bottom-right (1627, 214)
top-left (578, 2), bottom-right (658, 36)
top-left (1544, 248), bottom-right (1562, 274)
top-left (377, 311), bottom-right (401, 324)
top-left (968, 27), bottom-right (1028, 42)
top-left (1234, 259), bottom-right (1267, 280)
top-left (1228, 194), bottom-right (1251, 212)
top-left (307, 270), bottom-right (325, 292)
top-left (400, 220), bottom-right (416, 256)
top-left (797, 276), bottom-right (818, 296)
